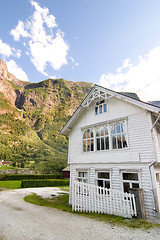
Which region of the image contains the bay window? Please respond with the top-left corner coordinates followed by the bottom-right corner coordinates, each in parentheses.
top-left (83, 120), bottom-right (128, 152)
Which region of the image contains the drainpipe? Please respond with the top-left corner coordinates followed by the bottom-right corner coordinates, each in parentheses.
top-left (151, 113), bottom-right (160, 131)
top-left (149, 113), bottom-right (160, 213)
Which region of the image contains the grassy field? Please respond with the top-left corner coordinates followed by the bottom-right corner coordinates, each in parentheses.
top-left (24, 193), bottom-right (159, 230)
top-left (0, 165), bottom-right (15, 170)
top-left (0, 180), bottom-right (21, 189)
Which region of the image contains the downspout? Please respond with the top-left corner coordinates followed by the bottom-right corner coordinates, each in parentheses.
top-left (149, 112), bottom-right (160, 213)
top-left (151, 113), bottom-right (160, 131)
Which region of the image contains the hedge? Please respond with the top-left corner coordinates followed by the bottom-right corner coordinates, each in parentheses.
top-left (21, 179), bottom-right (69, 188)
top-left (0, 173), bottom-right (62, 181)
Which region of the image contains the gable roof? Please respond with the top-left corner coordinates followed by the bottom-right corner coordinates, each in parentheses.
top-left (60, 84), bottom-right (160, 136)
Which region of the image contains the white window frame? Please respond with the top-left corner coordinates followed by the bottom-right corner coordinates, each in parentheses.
top-left (95, 100), bottom-right (107, 115)
top-left (77, 170), bottom-right (88, 183)
top-left (111, 121), bottom-right (128, 150)
top-left (96, 125), bottom-right (110, 151)
top-left (83, 128), bottom-right (94, 152)
top-left (121, 171), bottom-right (141, 193)
top-left (96, 171), bottom-right (111, 189)
top-left (82, 119), bottom-right (128, 152)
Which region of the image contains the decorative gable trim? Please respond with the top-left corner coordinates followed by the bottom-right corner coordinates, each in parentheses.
top-left (60, 84), bottom-right (160, 136)
top-left (82, 87), bottom-right (113, 107)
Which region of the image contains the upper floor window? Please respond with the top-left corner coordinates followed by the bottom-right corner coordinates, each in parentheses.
top-left (83, 129), bottom-right (94, 152)
top-left (96, 126), bottom-right (109, 151)
top-left (82, 120), bottom-right (128, 152)
top-left (111, 122), bottom-right (128, 149)
top-left (95, 100), bottom-right (107, 115)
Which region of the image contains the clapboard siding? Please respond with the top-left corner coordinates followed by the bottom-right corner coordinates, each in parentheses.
top-left (153, 127), bottom-right (160, 161)
top-left (67, 91), bottom-right (160, 218)
top-left (69, 163), bottom-right (155, 217)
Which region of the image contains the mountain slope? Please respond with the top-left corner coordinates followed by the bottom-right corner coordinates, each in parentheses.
top-left (0, 59), bottom-right (93, 171)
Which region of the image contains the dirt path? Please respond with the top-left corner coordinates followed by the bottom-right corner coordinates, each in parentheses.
top-left (0, 188), bottom-right (160, 240)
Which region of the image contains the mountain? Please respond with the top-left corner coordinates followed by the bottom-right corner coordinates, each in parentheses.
top-left (0, 59), bottom-right (93, 172)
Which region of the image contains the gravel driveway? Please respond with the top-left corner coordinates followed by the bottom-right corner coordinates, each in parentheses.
top-left (0, 188), bottom-right (160, 240)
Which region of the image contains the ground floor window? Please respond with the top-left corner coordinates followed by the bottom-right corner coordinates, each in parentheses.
top-left (77, 171), bottom-right (88, 183)
top-left (96, 171), bottom-right (110, 189)
top-left (122, 172), bottom-right (140, 193)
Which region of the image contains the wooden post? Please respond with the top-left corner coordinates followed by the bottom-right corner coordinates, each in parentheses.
top-left (129, 188), bottom-right (146, 219)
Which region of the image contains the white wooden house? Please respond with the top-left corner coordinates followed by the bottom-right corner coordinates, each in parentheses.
top-left (60, 85), bottom-right (160, 219)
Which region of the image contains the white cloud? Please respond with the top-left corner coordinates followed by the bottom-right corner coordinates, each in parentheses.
top-left (10, 0), bottom-right (69, 76)
top-left (0, 39), bottom-right (22, 59)
top-left (6, 60), bottom-right (29, 82)
top-left (12, 48), bottom-right (21, 58)
top-left (10, 21), bottom-right (29, 41)
top-left (99, 46), bottom-right (160, 101)
top-left (69, 56), bottom-right (79, 68)
top-left (50, 75), bottom-right (57, 79)
top-left (0, 39), bottom-right (12, 57)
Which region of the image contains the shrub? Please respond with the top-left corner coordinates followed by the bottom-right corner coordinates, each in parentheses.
top-left (21, 179), bottom-right (69, 188)
top-left (0, 173), bottom-right (62, 181)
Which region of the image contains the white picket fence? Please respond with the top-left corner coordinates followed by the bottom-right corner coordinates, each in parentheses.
top-left (72, 181), bottom-right (137, 218)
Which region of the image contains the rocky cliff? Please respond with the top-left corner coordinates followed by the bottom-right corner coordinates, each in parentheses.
top-left (0, 59), bottom-right (93, 171)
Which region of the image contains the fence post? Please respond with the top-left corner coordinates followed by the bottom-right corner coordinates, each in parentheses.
top-left (129, 188), bottom-right (146, 219)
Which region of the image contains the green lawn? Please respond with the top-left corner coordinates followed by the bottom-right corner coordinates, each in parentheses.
top-left (0, 165), bottom-right (15, 170)
top-left (0, 180), bottom-right (21, 189)
top-left (24, 193), bottom-right (159, 230)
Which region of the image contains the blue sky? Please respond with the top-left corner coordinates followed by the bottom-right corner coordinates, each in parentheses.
top-left (0, 0), bottom-right (160, 101)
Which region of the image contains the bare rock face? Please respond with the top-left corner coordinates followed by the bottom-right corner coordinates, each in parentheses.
top-left (0, 59), bottom-right (28, 106)
top-left (0, 60), bottom-right (18, 105)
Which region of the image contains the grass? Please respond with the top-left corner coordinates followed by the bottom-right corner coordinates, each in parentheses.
top-left (24, 193), bottom-right (159, 230)
top-left (0, 180), bottom-right (21, 189)
top-left (0, 165), bottom-right (15, 170)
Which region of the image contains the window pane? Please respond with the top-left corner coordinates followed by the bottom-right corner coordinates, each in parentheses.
top-left (95, 106), bottom-right (98, 115)
top-left (83, 172), bottom-right (88, 178)
top-left (91, 130), bottom-right (93, 138)
top-left (104, 127), bottom-right (108, 135)
top-left (122, 134), bottom-right (127, 148)
top-left (87, 140), bottom-right (90, 151)
top-left (96, 128), bottom-right (101, 137)
top-left (105, 137), bottom-right (109, 149)
top-left (98, 172), bottom-right (109, 179)
top-left (123, 182), bottom-right (130, 193)
top-left (97, 180), bottom-right (103, 187)
top-left (105, 181), bottom-right (110, 189)
top-left (91, 139), bottom-right (94, 151)
top-left (83, 131), bottom-right (87, 139)
top-left (117, 134), bottom-right (122, 148)
top-left (78, 172), bottom-right (83, 177)
top-left (132, 183), bottom-right (139, 188)
top-left (83, 140), bottom-right (87, 152)
top-left (103, 103), bottom-right (107, 112)
top-left (86, 129), bottom-right (90, 138)
top-left (123, 173), bottom-right (138, 181)
top-left (101, 138), bottom-right (104, 150)
top-left (111, 125), bottom-right (116, 134)
top-left (112, 136), bottom-right (117, 149)
top-left (83, 179), bottom-right (87, 183)
top-left (121, 122), bottom-right (125, 132)
top-left (101, 127), bottom-right (105, 136)
top-left (97, 138), bottom-right (100, 150)
top-left (116, 123), bottom-right (121, 133)
top-left (99, 105), bottom-right (102, 114)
